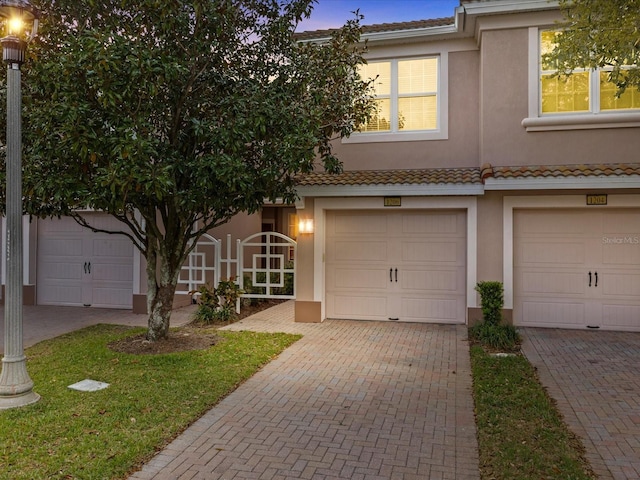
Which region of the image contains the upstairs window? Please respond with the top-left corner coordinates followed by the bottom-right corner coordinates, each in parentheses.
top-left (540, 30), bottom-right (640, 114)
top-left (347, 55), bottom-right (447, 142)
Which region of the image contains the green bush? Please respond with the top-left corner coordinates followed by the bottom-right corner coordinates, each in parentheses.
top-left (471, 281), bottom-right (520, 351)
top-left (469, 321), bottom-right (520, 351)
top-left (475, 281), bottom-right (504, 326)
top-left (192, 279), bottom-right (243, 324)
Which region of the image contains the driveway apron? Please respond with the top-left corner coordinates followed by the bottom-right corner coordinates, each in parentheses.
top-left (521, 328), bottom-right (640, 480)
top-left (129, 302), bottom-right (479, 479)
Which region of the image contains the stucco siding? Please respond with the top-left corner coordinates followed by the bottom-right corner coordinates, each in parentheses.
top-left (331, 49), bottom-right (480, 171)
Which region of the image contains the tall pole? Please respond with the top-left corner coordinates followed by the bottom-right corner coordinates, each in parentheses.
top-left (0, 35), bottom-right (39, 409)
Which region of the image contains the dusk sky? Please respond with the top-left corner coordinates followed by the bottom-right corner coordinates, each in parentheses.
top-left (296, 0), bottom-right (460, 32)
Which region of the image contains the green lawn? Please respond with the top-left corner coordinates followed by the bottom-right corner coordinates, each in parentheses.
top-left (470, 345), bottom-right (596, 480)
top-left (0, 324), bottom-right (300, 480)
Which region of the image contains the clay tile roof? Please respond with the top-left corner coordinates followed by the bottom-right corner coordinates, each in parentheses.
top-left (295, 17), bottom-right (455, 41)
top-left (487, 163), bottom-right (640, 180)
top-left (297, 167), bottom-right (482, 186)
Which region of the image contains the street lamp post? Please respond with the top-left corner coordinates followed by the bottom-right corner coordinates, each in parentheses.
top-left (0, 0), bottom-right (39, 409)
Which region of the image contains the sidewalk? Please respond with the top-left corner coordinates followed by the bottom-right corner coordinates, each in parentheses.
top-left (0, 304), bottom-right (195, 354)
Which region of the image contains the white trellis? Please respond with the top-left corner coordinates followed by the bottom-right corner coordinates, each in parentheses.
top-left (238, 232), bottom-right (296, 299)
top-left (176, 232), bottom-right (296, 300)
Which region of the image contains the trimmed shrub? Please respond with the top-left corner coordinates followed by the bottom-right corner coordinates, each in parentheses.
top-left (471, 281), bottom-right (520, 351)
top-left (475, 281), bottom-right (504, 326)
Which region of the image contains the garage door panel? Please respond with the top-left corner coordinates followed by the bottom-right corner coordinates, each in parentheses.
top-left (400, 212), bottom-right (460, 234)
top-left (603, 304), bottom-right (640, 330)
top-left (602, 212), bottom-right (640, 233)
top-left (521, 300), bottom-right (585, 327)
top-left (329, 294), bottom-right (388, 320)
top-left (92, 263), bottom-right (134, 282)
top-left (600, 272), bottom-right (640, 297)
top-left (400, 268), bottom-right (462, 293)
top-left (92, 238), bottom-right (134, 260)
top-left (401, 240), bottom-right (462, 263)
top-left (401, 297), bottom-right (463, 323)
top-left (516, 210), bottom-right (591, 235)
top-left (37, 285), bottom-right (83, 305)
top-left (333, 213), bottom-right (387, 235)
top-left (330, 240), bottom-right (388, 262)
top-left (39, 262), bottom-right (82, 281)
top-left (603, 242), bottom-right (640, 265)
top-left (330, 267), bottom-right (389, 290)
top-left (518, 241), bottom-right (585, 265)
top-left (91, 287), bottom-right (133, 308)
top-left (520, 271), bottom-right (586, 295)
top-left (39, 238), bottom-right (84, 257)
top-left (38, 216), bottom-right (84, 234)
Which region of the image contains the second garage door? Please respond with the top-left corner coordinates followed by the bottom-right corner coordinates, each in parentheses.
top-left (325, 210), bottom-right (466, 323)
top-left (514, 208), bottom-right (640, 331)
top-left (37, 214), bottom-right (134, 309)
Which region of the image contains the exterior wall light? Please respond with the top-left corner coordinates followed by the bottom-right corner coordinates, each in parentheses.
top-left (298, 219), bottom-right (314, 235)
top-left (0, 0), bottom-right (40, 409)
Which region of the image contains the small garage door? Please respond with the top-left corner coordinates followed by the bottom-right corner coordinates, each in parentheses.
top-left (514, 209), bottom-right (640, 331)
top-left (37, 214), bottom-right (134, 309)
top-left (325, 210), bottom-right (466, 323)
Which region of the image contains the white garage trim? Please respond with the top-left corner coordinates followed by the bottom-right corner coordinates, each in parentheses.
top-left (314, 196), bottom-right (478, 321)
top-left (503, 194), bottom-right (640, 310)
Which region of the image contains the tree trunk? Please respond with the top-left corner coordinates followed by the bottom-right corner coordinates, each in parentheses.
top-left (145, 239), bottom-right (181, 341)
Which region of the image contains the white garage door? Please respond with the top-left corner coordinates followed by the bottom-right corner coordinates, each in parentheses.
top-left (325, 210), bottom-right (466, 323)
top-left (514, 209), bottom-right (640, 331)
top-left (37, 214), bottom-right (134, 309)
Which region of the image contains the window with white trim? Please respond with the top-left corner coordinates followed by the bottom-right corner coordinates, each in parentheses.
top-left (346, 54), bottom-right (448, 142)
top-left (540, 30), bottom-right (640, 114)
top-left (523, 28), bottom-right (640, 131)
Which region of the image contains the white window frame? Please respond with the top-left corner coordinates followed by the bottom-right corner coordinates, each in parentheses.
top-left (344, 52), bottom-right (448, 143)
top-left (523, 27), bottom-right (640, 131)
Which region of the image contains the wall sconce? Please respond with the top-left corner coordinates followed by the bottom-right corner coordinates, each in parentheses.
top-left (298, 219), bottom-right (314, 234)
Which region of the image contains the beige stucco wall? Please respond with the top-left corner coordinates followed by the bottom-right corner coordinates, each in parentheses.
top-left (476, 192), bottom-right (504, 283)
top-left (479, 28), bottom-right (640, 166)
top-left (294, 198), bottom-right (315, 302)
top-left (330, 48), bottom-right (480, 171)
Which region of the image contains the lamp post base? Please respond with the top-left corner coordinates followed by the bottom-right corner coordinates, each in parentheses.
top-left (0, 389), bottom-right (40, 409)
top-left (0, 355), bottom-right (40, 409)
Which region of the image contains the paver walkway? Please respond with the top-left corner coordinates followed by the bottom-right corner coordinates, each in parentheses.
top-left (129, 302), bottom-right (480, 479)
top-left (521, 328), bottom-right (640, 480)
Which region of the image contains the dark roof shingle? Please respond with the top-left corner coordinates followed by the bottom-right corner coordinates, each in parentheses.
top-left (295, 17), bottom-right (455, 41)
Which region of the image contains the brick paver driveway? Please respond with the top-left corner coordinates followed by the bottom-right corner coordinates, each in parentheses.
top-left (129, 302), bottom-right (479, 479)
top-left (521, 328), bottom-right (640, 480)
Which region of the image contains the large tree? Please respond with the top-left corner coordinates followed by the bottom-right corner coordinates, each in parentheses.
top-left (545, 0), bottom-right (640, 95)
top-left (3, 0), bottom-right (374, 340)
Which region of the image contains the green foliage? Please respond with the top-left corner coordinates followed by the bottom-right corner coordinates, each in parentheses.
top-left (470, 346), bottom-right (596, 479)
top-left (193, 279), bottom-right (243, 324)
top-left (471, 281), bottom-right (520, 351)
top-left (545, 0), bottom-right (640, 95)
top-left (0, 324), bottom-right (300, 480)
top-left (3, 0), bottom-right (375, 339)
top-left (469, 321), bottom-right (520, 352)
top-left (475, 281), bottom-right (504, 326)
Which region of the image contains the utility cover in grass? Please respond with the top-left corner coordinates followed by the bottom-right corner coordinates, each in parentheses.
top-left (68, 379), bottom-right (110, 392)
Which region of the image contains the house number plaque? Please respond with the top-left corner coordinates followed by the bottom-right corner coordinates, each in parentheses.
top-left (384, 196), bottom-right (402, 207)
top-left (586, 194), bottom-right (607, 206)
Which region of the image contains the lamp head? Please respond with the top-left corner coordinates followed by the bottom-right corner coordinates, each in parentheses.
top-left (0, 1), bottom-right (40, 41)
